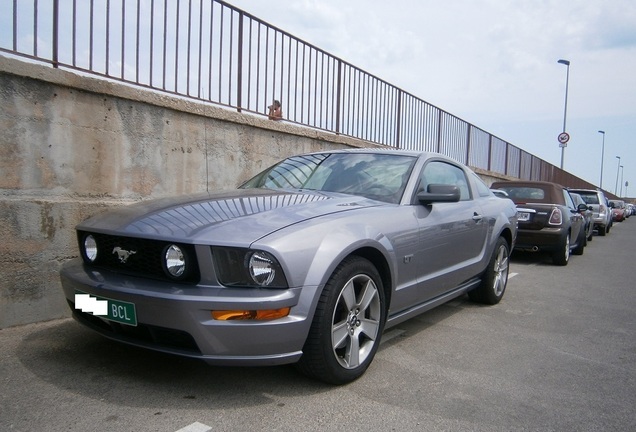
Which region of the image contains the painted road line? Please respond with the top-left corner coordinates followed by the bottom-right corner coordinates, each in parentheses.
top-left (175, 422), bottom-right (212, 432)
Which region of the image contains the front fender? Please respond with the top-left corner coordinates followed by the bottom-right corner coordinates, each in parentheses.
top-left (256, 220), bottom-right (397, 290)
top-left (489, 205), bottom-right (518, 251)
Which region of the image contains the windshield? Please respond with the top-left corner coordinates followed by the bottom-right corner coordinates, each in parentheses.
top-left (240, 153), bottom-right (417, 204)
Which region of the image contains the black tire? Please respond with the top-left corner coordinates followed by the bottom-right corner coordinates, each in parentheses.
top-left (587, 224), bottom-right (593, 242)
top-left (572, 228), bottom-right (585, 256)
top-left (296, 256), bottom-right (386, 385)
top-left (598, 224), bottom-right (606, 236)
top-left (552, 233), bottom-right (570, 266)
top-left (468, 237), bottom-right (510, 305)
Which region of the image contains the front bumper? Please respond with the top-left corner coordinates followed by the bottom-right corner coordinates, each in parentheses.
top-left (60, 258), bottom-right (317, 366)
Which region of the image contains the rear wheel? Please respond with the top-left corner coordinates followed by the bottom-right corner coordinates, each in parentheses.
top-left (552, 233), bottom-right (570, 266)
top-left (469, 237), bottom-right (510, 305)
top-left (296, 256), bottom-right (386, 385)
top-left (598, 224), bottom-right (607, 236)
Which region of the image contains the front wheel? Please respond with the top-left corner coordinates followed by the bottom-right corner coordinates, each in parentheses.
top-left (469, 237), bottom-right (510, 305)
top-left (572, 228), bottom-right (585, 256)
top-left (296, 256), bottom-right (386, 385)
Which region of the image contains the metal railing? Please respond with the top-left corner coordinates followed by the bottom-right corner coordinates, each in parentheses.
top-left (1, 0), bottom-right (605, 193)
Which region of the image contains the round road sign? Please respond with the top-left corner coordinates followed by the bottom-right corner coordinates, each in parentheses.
top-left (558, 132), bottom-right (570, 144)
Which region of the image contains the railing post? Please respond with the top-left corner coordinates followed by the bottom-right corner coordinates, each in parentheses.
top-left (487, 135), bottom-right (492, 171)
top-left (530, 155), bottom-right (534, 180)
top-left (395, 91), bottom-right (402, 149)
top-left (236, 11), bottom-right (243, 112)
top-left (465, 124), bottom-right (471, 166)
top-left (504, 143), bottom-right (509, 176)
top-left (52, 0), bottom-right (59, 68)
top-left (436, 109), bottom-right (442, 153)
top-left (335, 59), bottom-right (342, 135)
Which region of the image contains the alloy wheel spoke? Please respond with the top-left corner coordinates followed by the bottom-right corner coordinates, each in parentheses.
top-left (344, 331), bottom-right (361, 367)
top-left (340, 280), bottom-right (357, 310)
top-left (358, 317), bottom-right (379, 339)
top-left (332, 320), bottom-right (349, 349)
top-left (358, 279), bottom-right (378, 312)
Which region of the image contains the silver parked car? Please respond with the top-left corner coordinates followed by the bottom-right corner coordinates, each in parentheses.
top-left (570, 192), bottom-right (594, 243)
top-left (568, 188), bottom-right (612, 236)
top-left (60, 149), bottom-right (518, 384)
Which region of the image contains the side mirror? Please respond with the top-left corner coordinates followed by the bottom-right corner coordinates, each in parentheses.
top-left (609, 202), bottom-right (615, 208)
top-left (577, 203), bottom-right (589, 213)
top-left (417, 184), bottom-right (461, 204)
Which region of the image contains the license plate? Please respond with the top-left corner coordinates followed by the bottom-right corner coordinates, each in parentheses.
top-left (75, 291), bottom-right (137, 326)
top-left (518, 212), bottom-right (530, 221)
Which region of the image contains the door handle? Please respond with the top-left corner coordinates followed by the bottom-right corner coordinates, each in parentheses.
top-left (472, 212), bottom-right (483, 222)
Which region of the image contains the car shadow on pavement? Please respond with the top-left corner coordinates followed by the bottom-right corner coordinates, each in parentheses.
top-left (16, 296), bottom-right (491, 409)
top-left (510, 250), bottom-right (560, 266)
top-left (16, 318), bottom-right (332, 409)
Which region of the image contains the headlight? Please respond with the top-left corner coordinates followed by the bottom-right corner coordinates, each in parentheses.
top-left (164, 244), bottom-right (186, 278)
top-left (83, 234), bottom-right (98, 262)
top-left (248, 251), bottom-right (278, 286)
top-left (212, 247), bottom-right (288, 288)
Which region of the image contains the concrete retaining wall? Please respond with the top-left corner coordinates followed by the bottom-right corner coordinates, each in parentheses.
top-left (0, 56), bottom-right (510, 328)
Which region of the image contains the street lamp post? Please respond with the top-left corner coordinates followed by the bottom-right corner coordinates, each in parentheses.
top-left (619, 165), bottom-right (624, 197)
top-left (558, 59), bottom-right (570, 169)
top-left (598, 131), bottom-right (605, 189)
top-left (615, 156), bottom-right (621, 195)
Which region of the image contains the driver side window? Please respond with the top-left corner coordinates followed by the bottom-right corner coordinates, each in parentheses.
top-left (419, 161), bottom-right (471, 201)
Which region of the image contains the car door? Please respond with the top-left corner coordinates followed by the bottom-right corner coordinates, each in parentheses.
top-left (564, 190), bottom-right (584, 243)
top-left (412, 160), bottom-right (489, 301)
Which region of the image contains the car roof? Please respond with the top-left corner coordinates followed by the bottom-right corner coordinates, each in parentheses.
top-left (490, 180), bottom-right (566, 204)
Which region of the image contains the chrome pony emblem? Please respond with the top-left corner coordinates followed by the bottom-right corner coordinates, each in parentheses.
top-left (112, 247), bottom-right (137, 263)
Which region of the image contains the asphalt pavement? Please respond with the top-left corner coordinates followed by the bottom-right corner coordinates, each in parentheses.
top-left (2, 219), bottom-right (635, 431)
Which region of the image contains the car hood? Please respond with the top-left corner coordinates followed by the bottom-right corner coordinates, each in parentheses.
top-left (77, 189), bottom-right (384, 245)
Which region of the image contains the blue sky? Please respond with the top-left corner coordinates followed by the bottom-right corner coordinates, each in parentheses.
top-left (226, 0), bottom-right (636, 196)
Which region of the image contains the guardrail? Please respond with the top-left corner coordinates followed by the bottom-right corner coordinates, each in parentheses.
top-left (1, 0), bottom-right (605, 192)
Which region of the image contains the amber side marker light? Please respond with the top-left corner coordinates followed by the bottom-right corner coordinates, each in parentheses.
top-left (212, 308), bottom-right (291, 321)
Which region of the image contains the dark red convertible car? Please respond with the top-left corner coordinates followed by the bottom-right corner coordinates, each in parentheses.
top-left (491, 181), bottom-right (588, 265)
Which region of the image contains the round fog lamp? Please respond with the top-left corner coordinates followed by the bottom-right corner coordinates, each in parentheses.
top-left (84, 235), bottom-right (98, 262)
top-left (248, 251), bottom-right (277, 286)
top-left (165, 245), bottom-right (186, 277)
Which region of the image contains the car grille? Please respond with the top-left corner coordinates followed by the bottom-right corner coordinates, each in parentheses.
top-left (78, 231), bottom-right (200, 284)
top-left (70, 300), bottom-right (202, 355)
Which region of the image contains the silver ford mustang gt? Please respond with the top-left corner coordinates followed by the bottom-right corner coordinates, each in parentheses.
top-left (60, 149), bottom-right (517, 384)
